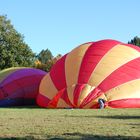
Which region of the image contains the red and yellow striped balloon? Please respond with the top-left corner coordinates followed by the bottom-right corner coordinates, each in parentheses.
top-left (37, 39), bottom-right (140, 109)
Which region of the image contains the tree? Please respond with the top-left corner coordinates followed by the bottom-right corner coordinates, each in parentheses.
top-left (35, 49), bottom-right (53, 72)
top-left (128, 36), bottom-right (140, 47)
top-left (37, 49), bottom-right (53, 64)
top-left (0, 15), bottom-right (35, 70)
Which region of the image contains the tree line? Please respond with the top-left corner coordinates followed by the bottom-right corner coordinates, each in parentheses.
top-left (0, 15), bottom-right (62, 72)
top-left (0, 15), bottom-right (140, 71)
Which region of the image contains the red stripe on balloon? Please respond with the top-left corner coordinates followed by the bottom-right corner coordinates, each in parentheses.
top-left (90, 103), bottom-right (99, 109)
top-left (61, 89), bottom-right (74, 107)
top-left (73, 84), bottom-right (85, 106)
top-left (80, 87), bottom-right (103, 108)
top-left (50, 54), bottom-right (67, 91)
top-left (78, 40), bottom-right (121, 84)
top-left (0, 75), bottom-right (42, 98)
top-left (107, 98), bottom-right (140, 108)
top-left (47, 88), bottom-right (65, 108)
top-left (37, 94), bottom-right (51, 107)
top-left (98, 57), bottom-right (140, 92)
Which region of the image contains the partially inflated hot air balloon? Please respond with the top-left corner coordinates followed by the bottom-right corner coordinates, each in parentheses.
top-left (37, 39), bottom-right (140, 109)
top-left (0, 67), bottom-right (46, 106)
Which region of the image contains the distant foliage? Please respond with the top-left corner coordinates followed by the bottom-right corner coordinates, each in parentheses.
top-left (35, 50), bottom-right (62, 72)
top-left (0, 15), bottom-right (35, 70)
top-left (128, 36), bottom-right (140, 47)
top-left (35, 49), bottom-right (53, 72)
top-left (37, 49), bottom-right (53, 64)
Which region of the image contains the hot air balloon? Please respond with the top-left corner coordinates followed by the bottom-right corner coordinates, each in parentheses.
top-left (37, 39), bottom-right (140, 109)
top-left (0, 67), bottom-right (46, 107)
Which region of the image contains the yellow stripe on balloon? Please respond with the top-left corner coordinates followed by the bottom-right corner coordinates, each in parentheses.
top-left (57, 98), bottom-right (71, 108)
top-left (88, 44), bottom-right (140, 87)
top-left (65, 43), bottom-right (92, 104)
top-left (105, 79), bottom-right (140, 101)
top-left (78, 84), bottom-right (95, 107)
top-left (39, 73), bottom-right (58, 99)
top-left (66, 84), bottom-right (76, 106)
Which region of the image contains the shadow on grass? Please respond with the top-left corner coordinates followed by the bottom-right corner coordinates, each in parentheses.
top-left (0, 106), bottom-right (74, 109)
top-left (68, 115), bottom-right (140, 119)
top-left (0, 133), bottom-right (140, 140)
top-left (95, 115), bottom-right (140, 119)
top-left (128, 123), bottom-right (140, 126)
top-left (0, 106), bottom-right (45, 109)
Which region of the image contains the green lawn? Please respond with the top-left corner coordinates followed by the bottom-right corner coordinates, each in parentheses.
top-left (0, 107), bottom-right (139, 140)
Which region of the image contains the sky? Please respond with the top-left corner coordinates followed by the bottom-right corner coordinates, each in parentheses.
top-left (0, 0), bottom-right (140, 56)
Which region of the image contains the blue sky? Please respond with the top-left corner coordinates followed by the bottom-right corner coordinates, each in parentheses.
top-left (0, 0), bottom-right (140, 56)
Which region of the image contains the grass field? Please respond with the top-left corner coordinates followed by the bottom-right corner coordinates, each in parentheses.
top-left (0, 107), bottom-right (139, 140)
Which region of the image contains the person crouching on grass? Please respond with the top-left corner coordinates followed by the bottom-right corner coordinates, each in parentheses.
top-left (98, 98), bottom-right (106, 109)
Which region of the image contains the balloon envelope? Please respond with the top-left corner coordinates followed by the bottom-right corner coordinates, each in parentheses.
top-left (0, 67), bottom-right (46, 106)
top-left (37, 39), bottom-right (140, 109)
